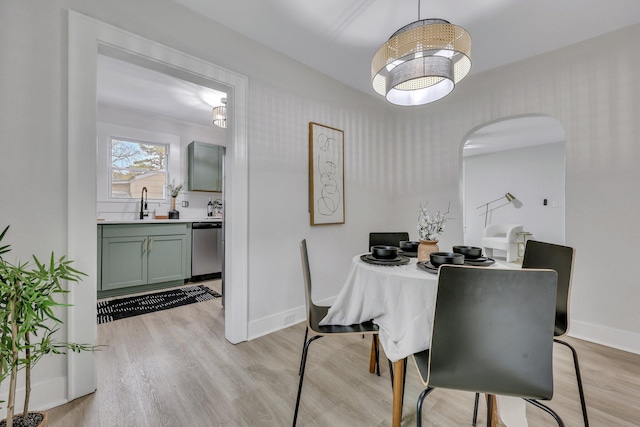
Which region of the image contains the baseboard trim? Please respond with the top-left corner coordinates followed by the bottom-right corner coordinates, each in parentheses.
top-left (0, 376), bottom-right (71, 412)
top-left (569, 319), bottom-right (640, 355)
top-left (248, 296), bottom-right (336, 340)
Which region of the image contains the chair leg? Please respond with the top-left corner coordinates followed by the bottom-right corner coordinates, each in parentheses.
top-left (369, 335), bottom-right (381, 376)
top-left (293, 335), bottom-right (322, 427)
top-left (524, 399), bottom-right (565, 427)
top-left (416, 387), bottom-right (435, 427)
top-left (472, 392), bottom-right (480, 426)
top-left (388, 358), bottom-right (394, 389)
top-left (374, 335), bottom-right (380, 376)
top-left (298, 326), bottom-right (309, 375)
top-left (555, 338), bottom-right (589, 426)
top-left (401, 357), bottom-right (407, 408)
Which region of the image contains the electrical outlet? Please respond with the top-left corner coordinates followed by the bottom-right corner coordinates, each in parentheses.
top-left (182, 201), bottom-right (189, 207)
top-left (284, 314), bottom-right (295, 325)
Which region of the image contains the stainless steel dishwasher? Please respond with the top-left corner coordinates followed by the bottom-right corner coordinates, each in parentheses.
top-left (191, 222), bottom-right (222, 280)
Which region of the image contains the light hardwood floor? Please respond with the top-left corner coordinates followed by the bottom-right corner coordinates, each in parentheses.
top-left (49, 281), bottom-right (640, 426)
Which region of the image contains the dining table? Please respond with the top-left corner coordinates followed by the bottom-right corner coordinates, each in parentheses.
top-left (319, 254), bottom-right (528, 427)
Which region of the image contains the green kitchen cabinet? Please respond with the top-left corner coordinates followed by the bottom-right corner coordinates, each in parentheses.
top-left (188, 141), bottom-right (222, 192)
top-left (98, 223), bottom-right (190, 296)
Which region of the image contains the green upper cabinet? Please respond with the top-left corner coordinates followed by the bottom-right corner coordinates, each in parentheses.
top-left (188, 141), bottom-right (222, 192)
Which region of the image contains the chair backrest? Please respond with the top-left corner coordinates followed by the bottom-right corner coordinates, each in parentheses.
top-left (368, 232), bottom-right (410, 249)
top-left (299, 239), bottom-right (314, 315)
top-left (426, 265), bottom-right (558, 400)
top-left (482, 223), bottom-right (522, 238)
top-left (522, 240), bottom-right (575, 337)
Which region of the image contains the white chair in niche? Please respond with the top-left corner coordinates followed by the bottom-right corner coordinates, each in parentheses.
top-left (482, 224), bottom-right (523, 262)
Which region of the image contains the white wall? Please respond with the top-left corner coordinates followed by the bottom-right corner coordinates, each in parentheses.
top-left (2, 0), bottom-right (640, 412)
top-left (464, 142), bottom-right (566, 249)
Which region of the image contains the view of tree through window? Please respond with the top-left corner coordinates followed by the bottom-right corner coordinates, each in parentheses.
top-left (111, 138), bottom-right (168, 199)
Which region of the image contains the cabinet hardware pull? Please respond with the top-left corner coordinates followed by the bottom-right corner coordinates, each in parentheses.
top-left (143, 237), bottom-right (147, 254)
top-left (148, 237), bottom-right (153, 253)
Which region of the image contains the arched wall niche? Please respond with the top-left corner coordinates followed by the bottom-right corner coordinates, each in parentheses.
top-left (460, 114), bottom-right (566, 256)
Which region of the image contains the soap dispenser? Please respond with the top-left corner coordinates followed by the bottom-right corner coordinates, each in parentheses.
top-left (207, 198), bottom-right (213, 217)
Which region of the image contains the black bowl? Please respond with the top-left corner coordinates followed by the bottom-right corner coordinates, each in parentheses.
top-left (452, 246), bottom-right (483, 259)
top-left (399, 241), bottom-right (420, 251)
top-left (430, 251), bottom-right (465, 267)
top-left (370, 245), bottom-right (399, 260)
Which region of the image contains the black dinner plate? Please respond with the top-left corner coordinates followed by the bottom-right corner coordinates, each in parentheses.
top-left (463, 257), bottom-right (496, 266)
top-left (360, 254), bottom-right (410, 266)
top-left (416, 261), bottom-right (439, 274)
top-left (398, 250), bottom-right (417, 258)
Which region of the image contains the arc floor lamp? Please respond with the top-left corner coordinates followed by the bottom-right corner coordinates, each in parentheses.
top-left (477, 193), bottom-right (516, 227)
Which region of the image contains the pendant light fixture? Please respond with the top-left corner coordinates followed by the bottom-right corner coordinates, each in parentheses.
top-left (371, 1), bottom-right (471, 106)
top-left (212, 98), bottom-right (227, 128)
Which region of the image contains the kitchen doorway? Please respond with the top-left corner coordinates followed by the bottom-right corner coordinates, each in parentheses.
top-left (68, 11), bottom-right (249, 400)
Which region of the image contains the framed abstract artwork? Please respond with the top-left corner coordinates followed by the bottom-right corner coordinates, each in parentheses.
top-left (309, 122), bottom-right (345, 225)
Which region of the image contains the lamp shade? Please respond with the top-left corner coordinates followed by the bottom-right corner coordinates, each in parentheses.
top-left (505, 193), bottom-right (516, 202)
top-left (372, 19), bottom-right (471, 106)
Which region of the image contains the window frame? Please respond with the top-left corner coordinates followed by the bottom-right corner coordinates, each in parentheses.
top-left (108, 136), bottom-right (169, 201)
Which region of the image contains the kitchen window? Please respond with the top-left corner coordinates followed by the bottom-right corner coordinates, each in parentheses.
top-left (110, 137), bottom-right (168, 199)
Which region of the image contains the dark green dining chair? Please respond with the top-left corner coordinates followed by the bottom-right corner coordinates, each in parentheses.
top-left (414, 265), bottom-right (565, 427)
top-left (369, 232), bottom-right (410, 250)
top-left (293, 239), bottom-right (380, 427)
top-left (471, 240), bottom-right (589, 426)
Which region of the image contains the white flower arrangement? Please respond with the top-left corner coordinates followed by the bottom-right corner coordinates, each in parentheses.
top-left (417, 202), bottom-right (452, 241)
top-left (167, 181), bottom-right (183, 198)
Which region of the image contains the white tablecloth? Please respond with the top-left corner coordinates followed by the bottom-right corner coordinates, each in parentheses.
top-left (319, 255), bottom-right (438, 362)
top-left (319, 255), bottom-right (528, 427)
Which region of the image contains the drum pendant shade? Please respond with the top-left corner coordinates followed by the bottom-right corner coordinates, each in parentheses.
top-left (372, 18), bottom-right (471, 106)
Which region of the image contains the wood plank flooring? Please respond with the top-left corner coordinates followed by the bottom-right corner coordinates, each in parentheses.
top-left (48, 281), bottom-right (640, 426)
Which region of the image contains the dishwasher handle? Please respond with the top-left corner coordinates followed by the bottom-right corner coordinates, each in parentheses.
top-left (192, 222), bottom-right (222, 229)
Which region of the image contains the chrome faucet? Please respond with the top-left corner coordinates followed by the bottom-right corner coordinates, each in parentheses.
top-left (139, 187), bottom-right (148, 219)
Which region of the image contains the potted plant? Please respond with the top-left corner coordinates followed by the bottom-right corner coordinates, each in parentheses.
top-left (0, 225), bottom-right (96, 427)
top-left (167, 181), bottom-right (183, 219)
top-left (416, 202), bottom-right (453, 261)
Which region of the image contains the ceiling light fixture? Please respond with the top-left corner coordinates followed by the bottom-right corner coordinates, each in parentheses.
top-left (371, 1), bottom-right (471, 106)
top-left (212, 98), bottom-right (227, 128)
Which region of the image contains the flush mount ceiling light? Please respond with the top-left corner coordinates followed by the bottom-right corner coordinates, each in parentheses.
top-left (212, 98), bottom-right (227, 128)
top-left (371, 1), bottom-right (471, 106)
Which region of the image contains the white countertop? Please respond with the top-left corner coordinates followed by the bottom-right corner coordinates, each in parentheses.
top-left (97, 218), bottom-right (222, 224)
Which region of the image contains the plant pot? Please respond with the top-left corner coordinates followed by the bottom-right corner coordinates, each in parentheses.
top-left (168, 197), bottom-right (180, 219)
top-left (0, 411), bottom-right (48, 427)
top-left (417, 240), bottom-right (440, 262)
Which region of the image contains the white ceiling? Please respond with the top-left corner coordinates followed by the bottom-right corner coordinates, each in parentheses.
top-left (97, 55), bottom-right (228, 127)
top-left (173, 0), bottom-right (640, 96)
top-left (97, 1), bottom-right (640, 147)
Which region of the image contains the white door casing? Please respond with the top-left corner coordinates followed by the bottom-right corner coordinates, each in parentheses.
top-left (68, 10), bottom-right (249, 399)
